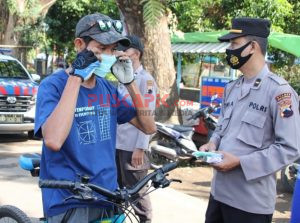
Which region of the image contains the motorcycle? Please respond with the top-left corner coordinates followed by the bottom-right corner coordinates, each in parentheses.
top-left (148, 95), bottom-right (220, 169)
top-left (280, 160), bottom-right (300, 193)
top-left (280, 103), bottom-right (300, 193)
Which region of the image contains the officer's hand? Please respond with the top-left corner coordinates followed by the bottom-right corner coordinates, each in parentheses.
top-left (131, 149), bottom-right (144, 168)
top-left (111, 56), bottom-right (134, 85)
top-left (70, 49), bottom-right (100, 82)
top-left (211, 151), bottom-right (240, 172)
top-left (199, 141), bottom-right (216, 152)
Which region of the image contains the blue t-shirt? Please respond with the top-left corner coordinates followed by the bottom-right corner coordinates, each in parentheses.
top-left (34, 70), bottom-right (136, 217)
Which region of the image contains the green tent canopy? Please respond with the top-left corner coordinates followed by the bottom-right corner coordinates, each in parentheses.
top-left (171, 31), bottom-right (300, 57)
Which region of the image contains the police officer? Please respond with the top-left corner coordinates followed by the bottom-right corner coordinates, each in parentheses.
top-left (116, 35), bottom-right (157, 223)
top-left (200, 18), bottom-right (300, 223)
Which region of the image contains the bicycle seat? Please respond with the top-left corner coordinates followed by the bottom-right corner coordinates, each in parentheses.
top-left (169, 124), bottom-right (194, 133)
top-left (180, 130), bottom-right (194, 139)
top-left (19, 153), bottom-right (41, 171)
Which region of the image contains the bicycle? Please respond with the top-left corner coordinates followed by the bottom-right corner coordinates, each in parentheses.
top-left (0, 153), bottom-right (180, 223)
top-left (0, 205), bottom-right (31, 223)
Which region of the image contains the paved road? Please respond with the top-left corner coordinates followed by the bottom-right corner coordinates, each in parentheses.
top-left (0, 134), bottom-right (207, 223)
top-left (0, 134), bottom-right (292, 223)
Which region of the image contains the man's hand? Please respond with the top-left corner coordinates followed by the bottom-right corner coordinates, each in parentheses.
top-left (199, 141), bottom-right (217, 152)
top-left (211, 151), bottom-right (240, 172)
top-left (70, 49), bottom-right (100, 82)
top-left (111, 56), bottom-right (134, 85)
top-left (131, 148), bottom-right (144, 168)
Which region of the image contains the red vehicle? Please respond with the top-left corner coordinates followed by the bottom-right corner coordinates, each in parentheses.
top-left (148, 96), bottom-right (220, 168)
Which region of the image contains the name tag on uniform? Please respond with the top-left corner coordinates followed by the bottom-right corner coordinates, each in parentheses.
top-left (249, 102), bottom-right (268, 113)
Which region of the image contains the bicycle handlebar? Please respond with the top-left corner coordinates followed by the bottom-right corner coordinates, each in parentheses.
top-left (161, 162), bottom-right (177, 173)
top-left (39, 162), bottom-right (178, 202)
top-left (39, 180), bottom-right (75, 189)
top-left (126, 162), bottom-right (177, 195)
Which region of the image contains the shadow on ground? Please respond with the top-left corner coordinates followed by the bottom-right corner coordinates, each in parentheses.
top-left (193, 181), bottom-right (211, 187)
top-left (0, 133), bottom-right (29, 143)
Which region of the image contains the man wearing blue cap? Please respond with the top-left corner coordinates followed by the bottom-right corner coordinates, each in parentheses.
top-left (200, 17), bottom-right (300, 223)
top-left (34, 13), bottom-right (156, 222)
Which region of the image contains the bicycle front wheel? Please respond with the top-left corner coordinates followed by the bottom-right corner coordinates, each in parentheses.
top-left (0, 205), bottom-right (31, 223)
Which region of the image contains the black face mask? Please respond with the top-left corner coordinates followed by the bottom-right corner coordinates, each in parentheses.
top-left (226, 41), bottom-right (253, 69)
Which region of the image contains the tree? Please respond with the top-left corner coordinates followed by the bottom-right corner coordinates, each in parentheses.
top-left (41, 0), bottom-right (300, 120)
top-left (285, 0), bottom-right (300, 35)
top-left (170, 0), bottom-right (299, 67)
top-left (45, 0), bottom-right (118, 57)
top-left (0, 0), bottom-right (56, 45)
top-left (45, 0), bottom-right (179, 122)
top-left (170, 0), bottom-right (295, 33)
top-left (117, 0), bottom-right (179, 122)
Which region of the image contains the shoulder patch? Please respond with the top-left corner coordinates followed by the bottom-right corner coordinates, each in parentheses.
top-left (268, 73), bottom-right (288, 85)
top-left (278, 99), bottom-right (293, 118)
top-left (275, 92), bottom-right (294, 118)
top-left (276, 93), bottom-right (291, 102)
top-left (146, 80), bottom-right (154, 94)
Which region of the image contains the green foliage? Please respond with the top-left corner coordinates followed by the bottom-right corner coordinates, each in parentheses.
top-left (2, 0), bottom-right (44, 46)
top-left (6, 0), bottom-right (18, 14)
top-left (169, 0), bottom-right (300, 67)
top-left (284, 0), bottom-right (300, 35)
top-left (268, 48), bottom-right (296, 69)
top-left (15, 20), bottom-right (45, 46)
top-left (140, 0), bottom-right (166, 26)
top-left (170, 0), bottom-right (293, 32)
top-left (45, 0), bottom-right (119, 55)
top-left (221, 0), bottom-right (292, 29)
top-left (275, 65), bottom-right (300, 94)
top-left (168, 0), bottom-right (205, 32)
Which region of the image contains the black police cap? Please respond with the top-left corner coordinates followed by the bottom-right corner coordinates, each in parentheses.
top-left (219, 17), bottom-right (271, 42)
top-left (117, 35), bottom-right (144, 53)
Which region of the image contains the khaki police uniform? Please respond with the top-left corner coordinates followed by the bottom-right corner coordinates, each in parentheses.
top-left (210, 64), bottom-right (300, 215)
top-left (116, 65), bottom-right (157, 222)
top-left (116, 65), bottom-right (157, 153)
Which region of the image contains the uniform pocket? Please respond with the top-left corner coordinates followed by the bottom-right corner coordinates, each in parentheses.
top-left (237, 110), bottom-right (267, 148)
top-left (217, 107), bottom-right (233, 135)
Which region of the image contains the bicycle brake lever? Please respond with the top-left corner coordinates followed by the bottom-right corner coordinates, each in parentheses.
top-left (64, 192), bottom-right (95, 202)
top-left (170, 179), bottom-right (182, 184)
top-left (64, 195), bottom-right (82, 202)
top-left (65, 194), bottom-right (95, 202)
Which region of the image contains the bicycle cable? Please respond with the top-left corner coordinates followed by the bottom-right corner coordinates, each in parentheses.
top-left (90, 195), bottom-right (140, 223)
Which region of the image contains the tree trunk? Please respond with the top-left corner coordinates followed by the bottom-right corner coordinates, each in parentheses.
top-left (0, 0), bottom-right (12, 44)
top-left (116, 0), bottom-right (179, 123)
top-left (0, 0), bottom-right (57, 45)
top-left (3, 13), bottom-right (17, 45)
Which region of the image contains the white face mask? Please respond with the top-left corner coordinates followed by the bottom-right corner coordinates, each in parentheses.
top-left (93, 54), bottom-right (117, 78)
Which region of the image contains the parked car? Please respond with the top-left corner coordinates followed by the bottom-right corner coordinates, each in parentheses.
top-left (0, 51), bottom-right (40, 138)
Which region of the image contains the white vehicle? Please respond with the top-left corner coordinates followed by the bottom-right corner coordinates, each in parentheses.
top-left (0, 51), bottom-right (40, 138)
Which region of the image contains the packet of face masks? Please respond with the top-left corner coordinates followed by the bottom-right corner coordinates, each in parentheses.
top-left (192, 151), bottom-right (223, 164)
